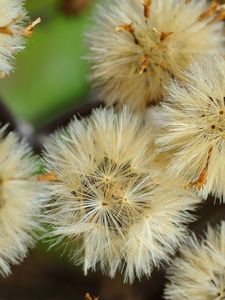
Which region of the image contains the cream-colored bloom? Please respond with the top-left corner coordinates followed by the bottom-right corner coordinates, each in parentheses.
top-left (0, 0), bottom-right (36, 76)
top-left (85, 0), bottom-right (225, 111)
top-left (43, 107), bottom-right (200, 283)
top-left (152, 55), bottom-right (225, 201)
top-left (0, 126), bottom-right (44, 276)
top-left (164, 221), bottom-right (225, 300)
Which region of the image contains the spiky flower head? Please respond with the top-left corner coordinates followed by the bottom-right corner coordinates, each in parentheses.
top-left (152, 54), bottom-right (225, 201)
top-left (43, 107), bottom-right (200, 283)
top-left (164, 221), bottom-right (225, 300)
top-left (0, 0), bottom-right (40, 77)
top-left (0, 126), bottom-right (45, 276)
top-left (85, 0), bottom-right (225, 111)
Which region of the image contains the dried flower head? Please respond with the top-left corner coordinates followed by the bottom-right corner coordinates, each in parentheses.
top-left (0, 126), bottom-right (45, 276)
top-left (0, 0), bottom-right (40, 77)
top-left (43, 107), bottom-right (200, 283)
top-left (164, 221), bottom-right (225, 300)
top-left (152, 54), bottom-right (225, 201)
top-left (85, 293), bottom-right (99, 300)
top-left (85, 0), bottom-right (225, 111)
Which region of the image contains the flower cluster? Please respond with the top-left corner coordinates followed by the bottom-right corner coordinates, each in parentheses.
top-left (40, 0), bottom-right (225, 286)
top-left (86, 0), bottom-right (225, 111)
top-left (1, 0), bottom-right (225, 294)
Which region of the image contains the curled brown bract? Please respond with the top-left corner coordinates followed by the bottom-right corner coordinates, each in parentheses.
top-left (144, 0), bottom-right (151, 18)
top-left (186, 146), bottom-right (213, 190)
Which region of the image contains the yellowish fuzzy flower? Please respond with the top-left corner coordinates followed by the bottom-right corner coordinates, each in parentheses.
top-left (152, 55), bottom-right (225, 201)
top-left (85, 0), bottom-right (225, 111)
top-left (0, 126), bottom-right (45, 276)
top-left (43, 107), bottom-right (200, 283)
top-left (164, 221), bottom-right (225, 300)
top-left (0, 0), bottom-right (40, 77)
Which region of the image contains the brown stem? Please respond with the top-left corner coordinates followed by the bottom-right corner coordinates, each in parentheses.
top-left (160, 31), bottom-right (173, 42)
top-left (37, 172), bottom-right (58, 182)
top-left (116, 23), bottom-right (139, 45)
top-left (187, 146), bottom-right (213, 190)
top-left (139, 55), bottom-right (150, 74)
top-left (199, 1), bottom-right (218, 21)
top-left (0, 27), bottom-right (13, 36)
top-left (23, 18), bottom-right (41, 37)
top-left (144, 0), bottom-right (151, 18)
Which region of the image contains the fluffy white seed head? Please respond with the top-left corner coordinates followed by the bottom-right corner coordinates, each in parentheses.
top-left (152, 54), bottom-right (225, 201)
top-left (85, 0), bottom-right (225, 111)
top-left (0, 126), bottom-right (45, 276)
top-left (164, 221), bottom-right (225, 300)
top-left (0, 0), bottom-right (28, 76)
top-left (43, 107), bottom-right (200, 283)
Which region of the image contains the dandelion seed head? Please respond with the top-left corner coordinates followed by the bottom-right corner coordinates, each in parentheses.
top-left (0, 126), bottom-right (45, 276)
top-left (86, 0), bottom-right (224, 111)
top-left (44, 107), bottom-right (200, 283)
top-left (152, 54), bottom-right (225, 201)
top-left (0, 0), bottom-right (27, 76)
top-left (164, 221), bottom-right (225, 300)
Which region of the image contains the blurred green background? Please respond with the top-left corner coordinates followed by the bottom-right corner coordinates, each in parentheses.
top-left (0, 0), bottom-right (94, 128)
